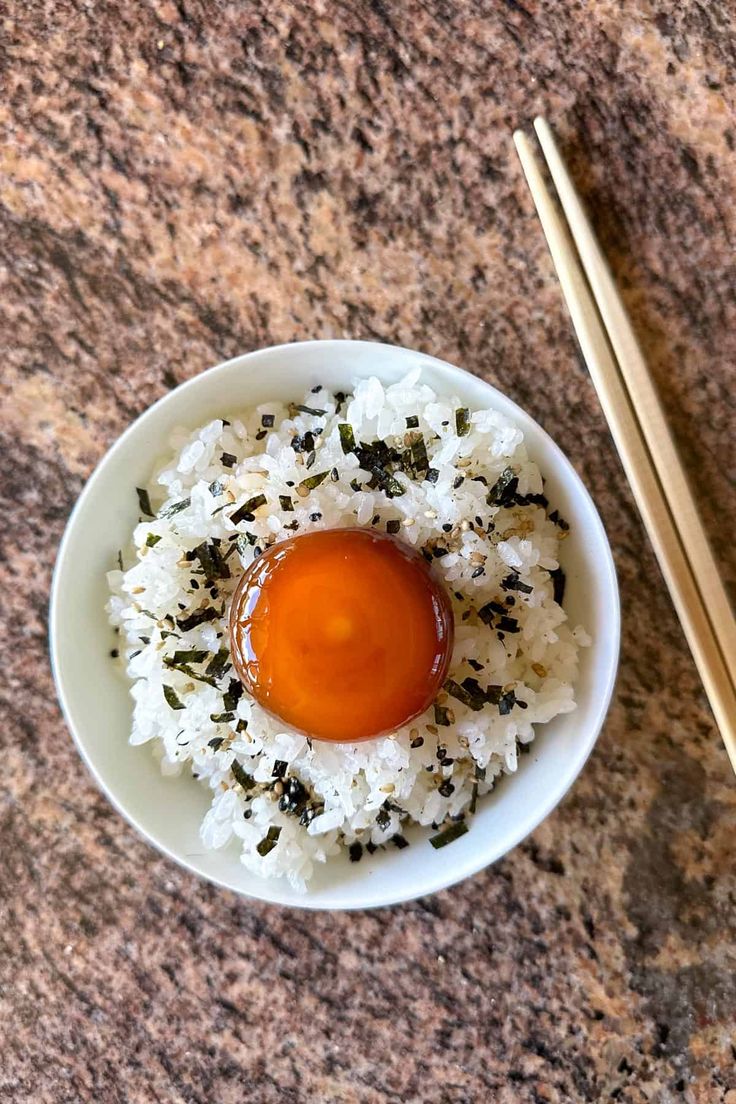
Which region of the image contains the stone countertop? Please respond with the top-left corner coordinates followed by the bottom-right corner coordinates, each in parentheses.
top-left (1, 2), bottom-right (735, 1101)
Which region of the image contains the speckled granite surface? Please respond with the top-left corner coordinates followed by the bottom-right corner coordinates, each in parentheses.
top-left (1, 2), bottom-right (735, 1101)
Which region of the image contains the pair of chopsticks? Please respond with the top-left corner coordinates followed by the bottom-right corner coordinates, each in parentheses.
top-left (513, 118), bottom-right (736, 776)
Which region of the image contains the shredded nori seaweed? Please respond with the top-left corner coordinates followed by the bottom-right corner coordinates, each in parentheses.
top-left (163, 685), bottom-right (185, 710)
top-left (160, 497), bottom-right (191, 519)
top-left (230, 494), bottom-right (267, 525)
top-left (222, 678), bottom-right (244, 711)
top-left (487, 467), bottom-right (518, 507)
top-left (445, 678), bottom-right (485, 712)
top-left (231, 760), bottom-right (255, 791)
top-left (408, 433), bottom-right (429, 476)
top-left (175, 606), bottom-right (219, 632)
top-left (221, 452), bottom-right (237, 467)
top-left (136, 487), bottom-right (154, 517)
top-left (500, 573), bottom-right (533, 594)
top-left (430, 820), bottom-right (469, 849)
top-left (376, 807), bottom-right (391, 831)
top-left (338, 423), bottom-right (356, 454)
top-left (498, 689), bottom-right (519, 715)
top-left (455, 408), bottom-right (471, 437)
top-left (434, 704), bottom-right (452, 727)
top-left (205, 647), bottom-right (231, 680)
top-left (194, 540), bottom-right (231, 582)
top-left (257, 825), bottom-right (282, 856)
top-left (163, 657), bottom-right (217, 687)
top-left (549, 566), bottom-right (566, 605)
top-left (297, 471), bottom-right (329, 494)
top-left (170, 648), bottom-right (208, 664)
top-left (477, 600), bottom-right (506, 625)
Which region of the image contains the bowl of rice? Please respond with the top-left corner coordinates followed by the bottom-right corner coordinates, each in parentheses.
top-left (50, 340), bottom-right (619, 909)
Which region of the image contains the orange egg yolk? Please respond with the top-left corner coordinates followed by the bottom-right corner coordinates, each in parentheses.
top-left (229, 528), bottom-right (454, 742)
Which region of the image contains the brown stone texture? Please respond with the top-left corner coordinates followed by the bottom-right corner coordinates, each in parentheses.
top-left (1, 2), bottom-right (735, 1102)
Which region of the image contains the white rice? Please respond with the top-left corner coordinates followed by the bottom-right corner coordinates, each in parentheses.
top-left (107, 371), bottom-right (590, 891)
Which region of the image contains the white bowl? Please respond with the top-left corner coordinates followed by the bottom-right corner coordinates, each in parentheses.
top-left (50, 340), bottom-right (619, 909)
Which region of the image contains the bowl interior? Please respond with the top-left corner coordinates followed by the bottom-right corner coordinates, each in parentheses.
top-left (50, 340), bottom-right (619, 909)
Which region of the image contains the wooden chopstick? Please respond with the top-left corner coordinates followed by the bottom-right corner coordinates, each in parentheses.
top-left (533, 117), bottom-right (736, 684)
top-left (513, 125), bottom-right (736, 774)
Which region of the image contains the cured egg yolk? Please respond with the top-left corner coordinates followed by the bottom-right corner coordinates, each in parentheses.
top-left (229, 528), bottom-right (454, 743)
